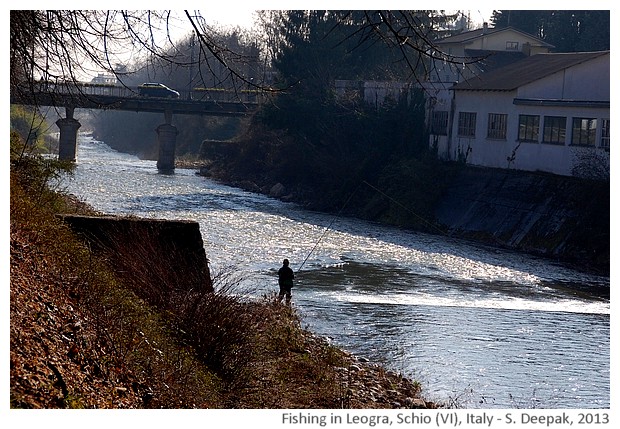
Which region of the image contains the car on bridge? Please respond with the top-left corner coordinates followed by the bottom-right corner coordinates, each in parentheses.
top-left (138, 83), bottom-right (180, 99)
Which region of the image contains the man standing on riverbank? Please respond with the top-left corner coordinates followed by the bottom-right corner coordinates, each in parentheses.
top-left (278, 259), bottom-right (295, 304)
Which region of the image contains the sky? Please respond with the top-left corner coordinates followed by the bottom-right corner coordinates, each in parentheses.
top-left (202, 6), bottom-right (496, 29)
top-left (203, 8), bottom-right (257, 28)
top-left (200, 2), bottom-right (615, 29)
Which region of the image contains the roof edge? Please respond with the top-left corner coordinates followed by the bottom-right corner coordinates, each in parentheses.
top-left (435, 26), bottom-right (554, 48)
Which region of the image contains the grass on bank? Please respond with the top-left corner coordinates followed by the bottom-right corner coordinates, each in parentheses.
top-left (10, 131), bottom-right (430, 409)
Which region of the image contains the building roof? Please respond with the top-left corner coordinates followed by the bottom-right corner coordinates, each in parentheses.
top-left (464, 49), bottom-right (527, 73)
top-left (435, 26), bottom-right (554, 48)
top-left (451, 51), bottom-right (609, 91)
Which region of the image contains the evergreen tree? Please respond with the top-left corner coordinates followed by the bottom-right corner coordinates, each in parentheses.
top-left (491, 10), bottom-right (610, 52)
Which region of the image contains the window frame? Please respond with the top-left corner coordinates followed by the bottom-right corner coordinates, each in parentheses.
top-left (487, 113), bottom-right (508, 140)
top-left (571, 117), bottom-right (597, 146)
top-left (601, 118), bottom-right (610, 149)
top-left (431, 110), bottom-right (449, 135)
top-left (517, 114), bottom-right (540, 142)
top-left (506, 41), bottom-right (519, 51)
top-left (542, 116), bottom-right (566, 145)
top-left (457, 112), bottom-right (477, 137)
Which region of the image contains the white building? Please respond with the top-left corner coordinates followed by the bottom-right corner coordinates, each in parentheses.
top-left (90, 73), bottom-right (117, 85)
top-left (430, 24), bottom-right (554, 85)
top-left (429, 51), bottom-right (610, 178)
top-left (335, 80), bottom-right (414, 108)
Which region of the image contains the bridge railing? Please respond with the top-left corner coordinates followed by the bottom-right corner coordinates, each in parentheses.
top-left (188, 87), bottom-right (265, 104)
top-left (25, 80), bottom-right (135, 98)
top-left (77, 82), bottom-right (137, 97)
top-left (13, 80), bottom-right (273, 109)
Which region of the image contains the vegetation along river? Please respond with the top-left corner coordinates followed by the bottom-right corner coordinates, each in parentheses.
top-left (62, 135), bottom-right (610, 409)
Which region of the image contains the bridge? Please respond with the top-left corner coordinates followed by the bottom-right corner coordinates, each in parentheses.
top-left (11, 81), bottom-right (265, 171)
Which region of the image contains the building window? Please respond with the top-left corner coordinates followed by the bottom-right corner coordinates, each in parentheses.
top-left (432, 111), bottom-right (449, 135)
top-left (543, 116), bottom-right (566, 144)
top-left (518, 115), bottom-right (539, 142)
top-left (487, 113), bottom-right (508, 139)
top-left (458, 112), bottom-right (476, 137)
top-left (506, 41), bottom-right (519, 51)
top-left (601, 119), bottom-right (610, 149)
top-left (571, 118), bottom-right (597, 146)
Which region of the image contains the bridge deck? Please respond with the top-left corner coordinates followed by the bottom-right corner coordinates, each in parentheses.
top-left (11, 83), bottom-right (264, 117)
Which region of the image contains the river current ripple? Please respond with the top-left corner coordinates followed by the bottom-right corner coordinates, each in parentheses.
top-left (62, 136), bottom-right (610, 409)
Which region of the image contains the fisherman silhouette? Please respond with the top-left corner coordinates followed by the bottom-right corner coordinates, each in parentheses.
top-left (277, 259), bottom-right (295, 304)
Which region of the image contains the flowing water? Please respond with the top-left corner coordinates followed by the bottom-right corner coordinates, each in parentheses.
top-left (62, 135), bottom-right (610, 409)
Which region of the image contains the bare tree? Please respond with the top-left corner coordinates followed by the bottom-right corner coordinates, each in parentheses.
top-left (343, 10), bottom-right (480, 83)
top-left (10, 10), bottom-right (267, 100)
top-left (11, 10), bottom-right (481, 97)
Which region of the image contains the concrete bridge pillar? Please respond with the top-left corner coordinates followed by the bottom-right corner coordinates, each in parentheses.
top-left (156, 123), bottom-right (178, 172)
top-left (56, 106), bottom-right (81, 161)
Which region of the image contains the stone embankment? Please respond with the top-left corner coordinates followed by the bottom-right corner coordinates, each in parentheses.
top-left (434, 166), bottom-right (609, 275)
top-left (300, 333), bottom-right (435, 409)
top-left (337, 356), bottom-right (431, 408)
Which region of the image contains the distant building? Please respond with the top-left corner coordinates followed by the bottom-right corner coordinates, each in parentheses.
top-left (422, 24), bottom-right (553, 146)
top-left (429, 51), bottom-right (610, 178)
top-left (90, 73), bottom-right (117, 85)
top-left (331, 24), bottom-right (610, 179)
top-left (429, 23), bottom-right (554, 85)
top-left (334, 80), bottom-right (414, 109)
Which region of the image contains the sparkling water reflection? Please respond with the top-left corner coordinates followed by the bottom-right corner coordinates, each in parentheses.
top-left (62, 136), bottom-right (610, 408)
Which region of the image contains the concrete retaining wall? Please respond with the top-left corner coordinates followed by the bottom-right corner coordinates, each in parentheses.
top-left (434, 166), bottom-right (609, 274)
top-left (59, 214), bottom-right (213, 294)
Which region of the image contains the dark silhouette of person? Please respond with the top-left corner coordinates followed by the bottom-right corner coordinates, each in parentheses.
top-left (277, 259), bottom-right (295, 304)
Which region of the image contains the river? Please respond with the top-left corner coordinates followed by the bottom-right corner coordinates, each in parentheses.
top-left (61, 135), bottom-right (610, 409)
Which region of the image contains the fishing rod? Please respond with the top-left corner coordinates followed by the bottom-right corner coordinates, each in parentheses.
top-left (360, 180), bottom-right (511, 252)
top-left (361, 180), bottom-right (449, 236)
top-left (295, 178), bottom-right (445, 273)
top-left (295, 176), bottom-right (470, 274)
top-left (296, 183), bottom-right (361, 273)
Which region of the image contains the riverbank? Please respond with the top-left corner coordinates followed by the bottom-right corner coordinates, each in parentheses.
top-left (10, 146), bottom-right (438, 409)
top-left (182, 157), bottom-right (609, 278)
